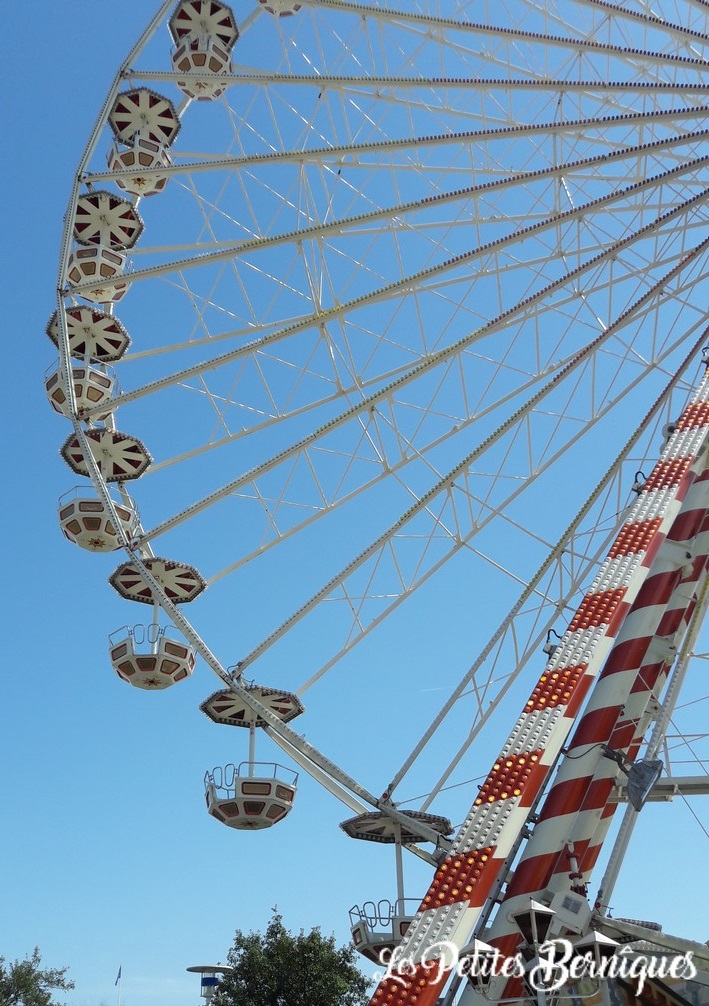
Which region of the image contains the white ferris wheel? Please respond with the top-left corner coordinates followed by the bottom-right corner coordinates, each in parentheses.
top-left (49, 1), bottom-right (709, 1003)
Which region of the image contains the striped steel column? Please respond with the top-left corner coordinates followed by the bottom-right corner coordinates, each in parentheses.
top-left (366, 380), bottom-right (709, 1006)
top-left (484, 476), bottom-right (709, 972)
top-left (482, 416), bottom-right (709, 984)
top-left (551, 494), bottom-right (709, 897)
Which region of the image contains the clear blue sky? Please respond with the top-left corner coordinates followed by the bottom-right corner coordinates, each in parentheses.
top-left (2, 6), bottom-right (707, 1006)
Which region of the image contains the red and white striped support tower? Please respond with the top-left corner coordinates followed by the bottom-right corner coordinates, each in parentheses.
top-left (366, 370), bottom-right (709, 1006)
top-left (482, 441), bottom-right (709, 985)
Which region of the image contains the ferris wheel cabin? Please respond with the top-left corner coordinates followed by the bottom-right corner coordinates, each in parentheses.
top-left (342, 809), bottom-right (454, 963)
top-left (200, 684), bottom-right (304, 829)
top-left (45, 365), bottom-right (114, 420)
top-left (58, 487), bottom-right (139, 553)
top-left (204, 761), bottom-right (298, 830)
top-left (169, 0), bottom-right (239, 100)
top-left (108, 137), bottom-right (172, 198)
top-left (109, 624), bottom-right (197, 690)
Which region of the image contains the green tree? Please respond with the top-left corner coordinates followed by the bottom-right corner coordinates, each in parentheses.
top-left (0, 948), bottom-right (74, 1006)
top-left (214, 911), bottom-right (370, 1006)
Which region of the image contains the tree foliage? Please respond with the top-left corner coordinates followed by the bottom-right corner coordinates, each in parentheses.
top-left (0, 948), bottom-right (74, 1006)
top-left (213, 911), bottom-right (370, 1006)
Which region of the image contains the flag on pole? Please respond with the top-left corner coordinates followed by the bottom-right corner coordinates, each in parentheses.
top-left (115, 967), bottom-right (122, 986)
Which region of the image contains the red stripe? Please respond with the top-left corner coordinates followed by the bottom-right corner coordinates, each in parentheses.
top-left (599, 802), bottom-right (616, 821)
top-left (574, 838), bottom-right (607, 879)
top-left (536, 775), bottom-right (611, 821)
top-left (666, 506), bottom-right (709, 542)
top-left (676, 402), bottom-right (709, 429)
top-left (544, 836), bottom-right (596, 883)
top-left (642, 528), bottom-right (667, 569)
top-left (565, 672), bottom-right (596, 719)
top-left (495, 849), bottom-right (560, 901)
top-left (421, 846), bottom-right (497, 909)
top-left (606, 599), bottom-right (633, 636)
top-left (370, 962), bottom-right (446, 1006)
top-left (643, 457), bottom-right (691, 491)
top-left (600, 636), bottom-right (653, 677)
top-left (524, 665), bottom-right (587, 713)
top-left (491, 932), bottom-right (525, 958)
top-left (518, 758), bottom-right (557, 808)
top-left (607, 721), bottom-right (640, 750)
top-left (656, 601), bottom-right (695, 637)
top-left (634, 568), bottom-right (685, 608)
top-left (568, 589), bottom-right (626, 632)
top-left (628, 664), bottom-right (665, 695)
top-left (608, 518), bottom-right (662, 558)
top-left (567, 704), bottom-right (624, 748)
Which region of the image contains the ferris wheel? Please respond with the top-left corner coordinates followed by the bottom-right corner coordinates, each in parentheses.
top-left (49, 1), bottom-right (709, 1003)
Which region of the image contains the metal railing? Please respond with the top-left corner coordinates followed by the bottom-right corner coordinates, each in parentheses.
top-left (204, 761), bottom-right (299, 794)
top-left (348, 898), bottom-right (418, 932)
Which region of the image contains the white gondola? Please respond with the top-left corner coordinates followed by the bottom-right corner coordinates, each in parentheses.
top-left (59, 487), bottom-right (138, 553)
top-left (65, 246), bottom-right (128, 304)
top-left (201, 683), bottom-right (303, 829)
top-left (46, 306), bottom-right (130, 363)
top-left (342, 809), bottom-right (453, 960)
top-left (109, 623), bottom-right (196, 689)
top-left (45, 365), bottom-right (114, 419)
top-left (257, 0), bottom-right (302, 15)
top-left (204, 761), bottom-right (298, 830)
top-left (349, 900), bottom-right (418, 964)
top-left (169, 1), bottom-right (238, 49)
top-left (107, 137), bottom-right (171, 198)
top-left (169, 0), bottom-right (237, 99)
top-left (108, 88), bottom-right (180, 146)
top-left (72, 191), bottom-right (143, 250)
top-left (60, 428), bottom-right (152, 483)
top-left (172, 36), bottom-right (233, 100)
